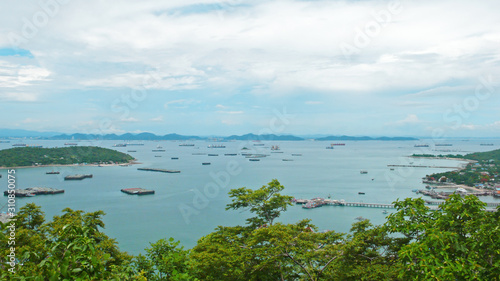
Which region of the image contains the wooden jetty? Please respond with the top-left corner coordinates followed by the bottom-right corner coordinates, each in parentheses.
top-left (4, 187), bottom-right (64, 197)
top-left (137, 168), bottom-right (180, 173)
top-left (64, 174), bottom-right (93, 180)
top-left (121, 188), bottom-right (155, 195)
top-left (293, 197), bottom-right (498, 212)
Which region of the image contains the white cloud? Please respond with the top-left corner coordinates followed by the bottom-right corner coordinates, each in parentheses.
top-left (396, 114), bottom-right (421, 125)
top-left (0, 60), bottom-right (50, 88)
top-left (150, 115), bottom-right (164, 122)
top-left (0, 92), bottom-right (39, 102)
top-left (305, 101), bottom-right (323, 105)
top-left (164, 99), bottom-right (200, 108)
top-left (217, 110), bottom-right (244, 114)
top-left (120, 117), bottom-right (139, 122)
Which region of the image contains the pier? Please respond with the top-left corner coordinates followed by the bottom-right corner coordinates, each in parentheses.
top-left (64, 174), bottom-right (93, 180)
top-left (293, 197), bottom-right (499, 211)
top-left (137, 168), bottom-right (181, 173)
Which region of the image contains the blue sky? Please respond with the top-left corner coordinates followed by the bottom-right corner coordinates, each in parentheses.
top-left (0, 0), bottom-right (499, 137)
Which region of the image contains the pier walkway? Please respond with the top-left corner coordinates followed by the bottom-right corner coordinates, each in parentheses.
top-left (294, 198), bottom-right (498, 211)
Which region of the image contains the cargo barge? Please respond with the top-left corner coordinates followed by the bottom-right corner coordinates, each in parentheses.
top-left (137, 168), bottom-right (180, 173)
top-left (4, 187), bottom-right (64, 197)
top-left (121, 188), bottom-right (155, 195)
top-left (64, 174), bottom-right (93, 180)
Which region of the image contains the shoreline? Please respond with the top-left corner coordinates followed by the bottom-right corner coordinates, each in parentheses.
top-left (433, 184), bottom-right (484, 192)
top-left (0, 160), bottom-right (141, 170)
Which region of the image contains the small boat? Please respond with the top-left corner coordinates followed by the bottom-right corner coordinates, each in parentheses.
top-left (154, 155), bottom-right (162, 157)
top-left (326, 146), bottom-right (334, 149)
top-left (152, 149), bottom-right (165, 152)
top-left (412, 189), bottom-right (419, 192)
top-left (202, 162), bottom-right (211, 165)
top-left (390, 168), bottom-right (395, 171)
top-left (179, 144), bottom-right (195, 146)
top-left (282, 159), bottom-right (293, 161)
top-left (224, 153), bottom-right (237, 156)
top-left (414, 144), bottom-right (429, 147)
top-left (46, 171), bottom-right (60, 174)
top-left (26, 193), bottom-right (36, 197)
top-left (249, 159), bottom-right (260, 162)
top-left (360, 170), bottom-right (368, 174)
top-left (127, 150), bottom-right (137, 152)
top-left (382, 210), bottom-right (388, 214)
top-left (358, 192), bottom-right (365, 195)
top-left (355, 216), bottom-right (366, 221)
top-left (171, 157), bottom-right (179, 160)
top-left (291, 154), bottom-right (302, 156)
top-left (208, 154), bottom-right (218, 156)
top-left (113, 144), bottom-right (127, 147)
top-left (64, 143), bottom-right (77, 146)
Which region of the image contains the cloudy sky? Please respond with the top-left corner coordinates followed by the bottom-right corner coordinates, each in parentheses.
top-left (0, 0), bottom-right (499, 137)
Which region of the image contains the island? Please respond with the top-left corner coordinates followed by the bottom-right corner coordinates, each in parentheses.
top-left (414, 149), bottom-right (500, 189)
top-left (0, 146), bottom-right (134, 168)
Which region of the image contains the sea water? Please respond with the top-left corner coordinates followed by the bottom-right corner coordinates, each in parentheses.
top-left (1, 139), bottom-right (499, 255)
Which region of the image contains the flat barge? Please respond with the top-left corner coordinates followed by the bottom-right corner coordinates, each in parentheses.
top-left (64, 174), bottom-right (93, 180)
top-left (4, 187), bottom-right (64, 197)
top-left (121, 188), bottom-right (155, 195)
top-left (137, 168), bottom-right (180, 173)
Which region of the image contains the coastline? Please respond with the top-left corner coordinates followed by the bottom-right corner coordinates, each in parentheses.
top-left (0, 160), bottom-right (140, 170)
top-left (433, 184), bottom-right (484, 192)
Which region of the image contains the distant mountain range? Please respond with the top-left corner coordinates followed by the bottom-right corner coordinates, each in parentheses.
top-left (315, 135), bottom-right (418, 141)
top-left (0, 129), bottom-right (419, 141)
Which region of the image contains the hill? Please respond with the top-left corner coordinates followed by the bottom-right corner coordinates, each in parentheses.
top-left (0, 146), bottom-right (134, 167)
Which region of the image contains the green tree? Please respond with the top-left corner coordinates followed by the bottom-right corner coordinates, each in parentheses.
top-left (134, 237), bottom-right (193, 281)
top-left (386, 194), bottom-right (500, 280)
top-left (226, 179), bottom-right (293, 228)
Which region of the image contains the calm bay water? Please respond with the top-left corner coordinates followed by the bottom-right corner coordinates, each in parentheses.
top-left (1, 139), bottom-right (499, 254)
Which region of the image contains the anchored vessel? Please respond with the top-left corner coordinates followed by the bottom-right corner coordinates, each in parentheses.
top-left (4, 187), bottom-right (64, 197)
top-left (137, 168), bottom-right (180, 173)
top-left (121, 188), bottom-right (155, 195)
top-left (64, 174), bottom-right (93, 180)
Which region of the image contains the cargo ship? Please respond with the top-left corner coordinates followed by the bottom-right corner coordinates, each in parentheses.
top-left (12, 143), bottom-right (27, 147)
